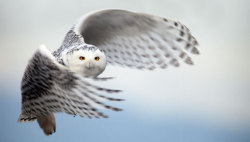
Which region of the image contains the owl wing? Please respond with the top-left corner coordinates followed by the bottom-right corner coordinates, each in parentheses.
top-left (73, 9), bottom-right (199, 70)
top-left (18, 45), bottom-right (123, 122)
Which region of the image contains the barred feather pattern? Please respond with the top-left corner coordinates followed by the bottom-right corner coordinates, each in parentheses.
top-left (52, 29), bottom-right (86, 65)
top-left (18, 46), bottom-right (123, 122)
top-left (73, 9), bottom-right (199, 70)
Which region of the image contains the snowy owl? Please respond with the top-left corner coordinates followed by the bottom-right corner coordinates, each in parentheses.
top-left (18, 9), bottom-right (199, 135)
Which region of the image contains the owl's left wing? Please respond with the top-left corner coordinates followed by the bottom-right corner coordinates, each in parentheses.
top-left (18, 45), bottom-right (122, 122)
top-left (74, 9), bottom-right (199, 70)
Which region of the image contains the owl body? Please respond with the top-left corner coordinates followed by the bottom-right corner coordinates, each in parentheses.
top-left (18, 9), bottom-right (199, 135)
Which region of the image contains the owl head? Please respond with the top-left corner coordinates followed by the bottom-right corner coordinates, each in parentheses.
top-left (64, 45), bottom-right (107, 77)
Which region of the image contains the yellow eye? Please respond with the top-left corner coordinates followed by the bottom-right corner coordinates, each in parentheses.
top-left (79, 56), bottom-right (85, 60)
top-left (95, 56), bottom-right (100, 61)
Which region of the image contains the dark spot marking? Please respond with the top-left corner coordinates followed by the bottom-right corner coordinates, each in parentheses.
top-left (176, 38), bottom-right (183, 42)
top-left (136, 66), bottom-right (144, 69)
top-left (42, 108), bottom-right (47, 112)
top-left (126, 64), bottom-right (133, 67)
top-left (193, 40), bottom-right (198, 45)
top-left (126, 51), bottom-right (132, 56)
top-left (181, 25), bottom-right (184, 30)
top-left (172, 46), bottom-right (178, 50)
top-left (163, 18), bottom-right (168, 22)
top-left (165, 53), bottom-right (171, 58)
top-left (105, 105), bottom-right (111, 109)
top-left (185, 43), bottom-right (191, 49)
top-left (147, 66), bottom-right (156, 70)
top-left (156, 60), bottom-right (163, 65)
top-left (133, 51), bottom-right (141, 58)
top-left (153, 54), bottom-right (159, 58)
top-left (160, 64), bottom-right (168, 69)
top-left (112, 107), bottom-right (122, 111)
top-left (158, 45), bottom-right (165, 50)
top-left (191, 48), bottom-right (199, 54)
top-left (142, 54), bottom-right (150, 58)
top-left (170, 59), bottom-right (179, 67)
top-left (174, 22), bottom-right (178, 27)
top-left (120, 51), bottom-right (125, 55)
top-left (107, 55), bottom-right (112, 59)
top-left (138, 46), bottom-right (144, 49)
top-left (135, 59), bottom-right (140, 63)
top-left (179, 52), bottom-right (186, 58)
top-left (180, 31), bottom-right (185, 37)
top-left (96, 87), bottom-right (104, 91)
top-left (185, 57), bottom-right (193, 65)
top-left (150, 36), bottom-right (156, 41)
top-left (148, 46), bottom-right (155, 50)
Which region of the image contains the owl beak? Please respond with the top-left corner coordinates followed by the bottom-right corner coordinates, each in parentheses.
top-left (87, 62), bottom-right (92, 69)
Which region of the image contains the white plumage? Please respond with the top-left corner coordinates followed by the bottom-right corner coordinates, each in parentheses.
top-left (18, 9), bottom-right (199, 135)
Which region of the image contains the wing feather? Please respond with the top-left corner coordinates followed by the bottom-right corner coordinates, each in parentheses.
top-left (72, 9), bottom-right (199, 69)
top-left (18, 46), bottom-right (122, 122)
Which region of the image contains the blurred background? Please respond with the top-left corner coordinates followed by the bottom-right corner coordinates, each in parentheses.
top-left (0, 0), bottom-right (249, 141)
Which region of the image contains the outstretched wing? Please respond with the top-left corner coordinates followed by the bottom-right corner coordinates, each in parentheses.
top-left (18, 45), bottom-right (123, 122)
top-left (73, 9), bottom-right (199, 70)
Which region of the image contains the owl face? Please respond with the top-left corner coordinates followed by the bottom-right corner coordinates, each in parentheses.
top-left (65, 47), bottom-right (107, 77)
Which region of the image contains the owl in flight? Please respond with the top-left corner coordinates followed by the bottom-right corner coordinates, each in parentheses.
top-left (18, 9), bottom-right (199, 135)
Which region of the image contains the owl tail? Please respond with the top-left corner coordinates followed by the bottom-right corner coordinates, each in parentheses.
top-left (37, 113), bottom-right (56, 136)
top-left (18, 113), bottom-right (56, 135)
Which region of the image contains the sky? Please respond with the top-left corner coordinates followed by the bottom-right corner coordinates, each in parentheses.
top-left (0, 0), bottom-right (250, 142)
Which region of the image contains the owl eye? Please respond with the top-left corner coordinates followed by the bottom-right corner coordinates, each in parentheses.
top-left (95, 56), bottom-right (100, 61)
top-left (79, 56), bottom-right (85, 60)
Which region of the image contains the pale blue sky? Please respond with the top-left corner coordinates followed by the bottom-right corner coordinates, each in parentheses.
top-left (0, 0), bottom-right (249, 141)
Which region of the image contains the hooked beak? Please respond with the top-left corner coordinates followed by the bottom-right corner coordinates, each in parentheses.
top-left (87, 62), bottom-right (92, 69)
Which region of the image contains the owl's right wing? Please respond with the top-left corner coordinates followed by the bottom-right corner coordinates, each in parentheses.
top-left (18, 45), bottom-right (122, 122)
